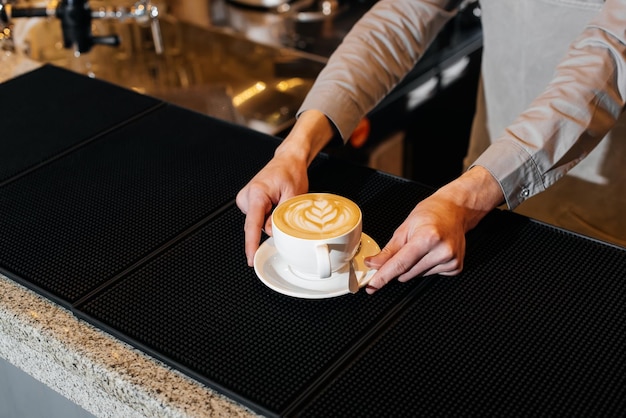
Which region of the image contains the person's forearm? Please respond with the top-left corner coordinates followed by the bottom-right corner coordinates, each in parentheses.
top-left (275, 110), bottom-right (336, 166)
top-left (474, 2), bottom-right (626, 210)
top-left (298, 0), bottom-right (457, 141)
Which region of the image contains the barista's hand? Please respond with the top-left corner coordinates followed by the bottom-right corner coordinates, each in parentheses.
top-left (236, 150), bottom-right (309, 266)
top-left (236, 110), bottom-right (336, 266)
top-left (364, 166), bottom-right (504, 293)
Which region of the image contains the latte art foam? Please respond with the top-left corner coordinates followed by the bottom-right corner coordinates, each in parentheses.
top-left (273, 193), bottom-right (361, 240)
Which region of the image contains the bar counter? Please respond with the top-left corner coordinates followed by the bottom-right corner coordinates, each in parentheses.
top-left (0, 273), bottom-right (255, 417)
top-left (2, 63), bottom-right (626, 417)
top-left (0, 59), bottom-right (259, 417)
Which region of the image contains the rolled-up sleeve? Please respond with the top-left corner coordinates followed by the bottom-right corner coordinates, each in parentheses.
top-left (473, 0), bottom-right (626, 209)
top-left (297, 0), bottom-right (457, 141)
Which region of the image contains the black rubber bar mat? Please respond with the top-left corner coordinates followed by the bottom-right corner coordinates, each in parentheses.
top-left (3, 65), bottom-right (626, 417)
top-left (73, 163), bottom-right (434, 417)
top-left (298, 210), bottom-right (626, 416)
top-left (0, 99), bottom-right (277, 307)
top-left (0, 64), bottom-right (162, 184)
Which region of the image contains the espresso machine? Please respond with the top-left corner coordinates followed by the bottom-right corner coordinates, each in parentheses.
top-left (0, 0), bottom-right (163, 54)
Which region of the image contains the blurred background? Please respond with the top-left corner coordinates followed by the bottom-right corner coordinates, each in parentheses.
top-left (1, 0), bottom-right (482, 186)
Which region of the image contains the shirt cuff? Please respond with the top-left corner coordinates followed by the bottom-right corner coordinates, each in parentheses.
top-left (297, 88), bottom-right (364, 143)
top-left (470, 139), bottom-right (547, 209)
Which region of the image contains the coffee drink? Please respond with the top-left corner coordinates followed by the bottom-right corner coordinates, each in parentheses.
top-left (271, 193), bottom-right (363, 279)
top-left (272, 193), bottom-right (361, 240)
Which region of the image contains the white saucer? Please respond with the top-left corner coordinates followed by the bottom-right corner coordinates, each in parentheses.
top-left (254, 233), bottom-right (381, 299)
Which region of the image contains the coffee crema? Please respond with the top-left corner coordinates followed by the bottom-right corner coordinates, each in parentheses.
top-left (273, 193), bottom-right (361, 240)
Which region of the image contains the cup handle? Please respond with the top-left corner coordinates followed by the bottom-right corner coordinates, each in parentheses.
top-left (315, 244), bottom-right (332, 278)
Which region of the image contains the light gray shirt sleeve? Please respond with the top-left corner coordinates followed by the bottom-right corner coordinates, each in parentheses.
top-left (297, 0), bottom-right (457, 140)
top-left (472, 0), bottom-right (626, 209)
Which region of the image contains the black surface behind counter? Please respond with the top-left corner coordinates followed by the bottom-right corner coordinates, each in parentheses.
top-left (1, 65), bottom-right (626, 416)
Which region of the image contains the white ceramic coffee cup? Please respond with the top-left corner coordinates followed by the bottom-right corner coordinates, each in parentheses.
top-left (271, 193), bottom-right (362, 279)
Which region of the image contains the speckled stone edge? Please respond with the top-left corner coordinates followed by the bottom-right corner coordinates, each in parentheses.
top-left (0, 274), bottom-right (258, 418)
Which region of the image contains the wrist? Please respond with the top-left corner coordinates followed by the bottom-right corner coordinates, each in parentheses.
top-left (437, 166), bottom-right (505, 229)
top-left (276, 110), bottom-right (335, 165)
top-left (274, 137), bottom-right (312, 166)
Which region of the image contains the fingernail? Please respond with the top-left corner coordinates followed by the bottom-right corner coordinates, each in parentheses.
top-left (365, 285), bottom-right (378, 294)
top-left (364, 258), bottom-right (380, 269)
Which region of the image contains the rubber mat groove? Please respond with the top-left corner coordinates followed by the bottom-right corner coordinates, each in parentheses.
top-left (0, 64), bottom-right (163, 184)
top-left (72, 199), bottom-right (238, 308)
top-left (0, 102), bottom-right (166, 189)
top-left (282, 276), bottom-right (438, 417)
